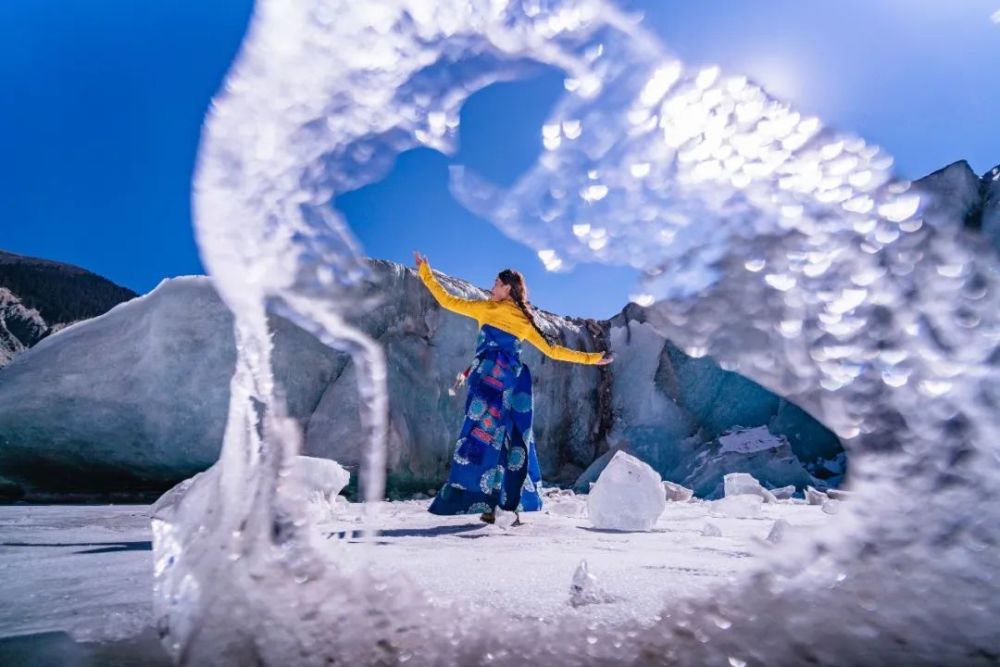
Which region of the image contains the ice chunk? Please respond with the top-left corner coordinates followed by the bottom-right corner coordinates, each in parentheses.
top-left (569, 560), bottom-right (616, 607)
top-left (766, 519), bottom-right (790, 545)
top-left (805, 486), bottom-right (830, 505)
top-left (587, 451), bottom-right (666, 531)
top-left (822, 499), bottom-right (842, 515)
top-left (701, 522), bottom-right (722, 537)
top-left (827, 488), bottom-right (853, 501)
top-left (724, 472), bottom-right (778, 503)
top-left (771, 485), bottom-right (796, 500)
top-left (153, 455), bottom-right (351, 527)
top-left (682, 427), bottom-right (821, 500)
top-left (663, 480), bottom-right (694, 502)
top-left (293, 456), bottom-right (350, 503)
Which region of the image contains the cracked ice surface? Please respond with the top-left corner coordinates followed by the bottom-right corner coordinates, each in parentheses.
top-left (167, 0), bottom-right (1000, 663)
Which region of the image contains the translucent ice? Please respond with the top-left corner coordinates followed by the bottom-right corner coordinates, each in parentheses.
top-left (293, 456), bottom-right (350, 501)
top-left (805, 486), bottom-right (830, 506)
top-left (827, 488), bottom-right (853, 501)
top-left (171, 0), bottom-right (1000, 662)
top-left (587, 451), bottom-right (667, 531)
top-left (663, 480), bottom-right (694, 502)
top-left (766, 519), bottom-right (790, 545)
top-left (771, 485), bottom-right (796, 500)
top-left (723, 472), bottom-right (778, 503)
top-left (569, 560), bottom-right (616, 607)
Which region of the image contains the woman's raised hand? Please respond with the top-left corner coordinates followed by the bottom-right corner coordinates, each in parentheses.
top-left (412, 250), bottom-right (428, 269)
top-left (596, 352), bottom-right (614, 366)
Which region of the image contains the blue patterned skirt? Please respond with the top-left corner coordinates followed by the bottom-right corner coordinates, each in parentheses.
top-left (428, 324), bottom-right (543, 515)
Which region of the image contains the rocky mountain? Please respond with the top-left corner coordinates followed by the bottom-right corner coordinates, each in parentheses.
top-left (0, 260), bottom-right (842, 501)
top-left (913, 160), bottom-right (1000, 251)
top-left (3, 156), bottom-right (997, 503)
top-left (0, 250), bottom-right (137, 366)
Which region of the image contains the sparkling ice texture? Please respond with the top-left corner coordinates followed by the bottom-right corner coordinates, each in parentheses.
top-left (156, 0), bottom-right (1000, 664)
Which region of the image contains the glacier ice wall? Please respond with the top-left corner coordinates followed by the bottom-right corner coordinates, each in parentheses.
top-left (158, 0), bottom-right (999, 664)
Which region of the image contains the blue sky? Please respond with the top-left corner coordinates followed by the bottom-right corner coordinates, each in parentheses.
top-left (1, 1), bottom-right (997, 319)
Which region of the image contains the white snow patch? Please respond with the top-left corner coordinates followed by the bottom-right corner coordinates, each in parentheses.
top-left (0, 500), bottom-right (836, 643)
top-left (711, 495), bottom-right (764, 518)
top-left (701, 522), bottom-right (723, 537)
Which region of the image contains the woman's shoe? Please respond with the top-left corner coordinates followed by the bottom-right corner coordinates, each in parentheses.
top-left (511, 511), bottom-right (524, 527)
top-left (479, 511), bottom-right (496, 524)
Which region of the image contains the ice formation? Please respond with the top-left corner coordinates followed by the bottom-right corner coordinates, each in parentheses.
top-left (587, 451), bottom-right (667, 531)
top-left (717, 425), bottom-right (780, 455)
top-left (821, 499), bottom-right (842, 515)
top-left (544, 489), bottom-right (589, 518)
top-left (805, 485), bottom-right (829, 506)
top-left (771, 485), bottom-right (796, 500)
top-left (157, 0), bottom-right (1000, 663)
top-left (568, 560), bottom-right (615, 607)
top-left (662, 480), bottom-right (694, 502)
top-left (766, 519), bottom-right (790, 545)
top-left (827, 488), bottom-right (853, 501)
top-left (723, 472), bottom-right (778, 503)
top-left (0, 267), bottom-right (832, 499)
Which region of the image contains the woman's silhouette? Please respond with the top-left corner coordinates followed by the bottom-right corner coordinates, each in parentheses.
top-left (413, 251), bottom-right (612, 526)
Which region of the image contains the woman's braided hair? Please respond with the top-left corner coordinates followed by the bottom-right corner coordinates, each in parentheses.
top-left (497, 268), bottom-right (557, 346)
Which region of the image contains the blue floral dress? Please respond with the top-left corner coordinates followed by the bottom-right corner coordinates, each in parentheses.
top-left (428, 323), bottom-right (543, 515)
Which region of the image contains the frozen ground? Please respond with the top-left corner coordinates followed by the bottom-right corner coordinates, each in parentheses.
top-left (0, 495), bottom-right (832, 653)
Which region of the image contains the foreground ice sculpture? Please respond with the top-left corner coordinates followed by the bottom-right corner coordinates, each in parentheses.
top-left (153, 0), bottom-right (999, 664)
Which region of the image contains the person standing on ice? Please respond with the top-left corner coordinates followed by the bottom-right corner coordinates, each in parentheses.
top-left (413, 251), bottom-right (613, 526)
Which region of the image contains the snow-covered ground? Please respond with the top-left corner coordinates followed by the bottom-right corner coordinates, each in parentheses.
top-left (0, 495), bottom-right (832, 652)
top-left (0, 505), bottom-right (154, 642)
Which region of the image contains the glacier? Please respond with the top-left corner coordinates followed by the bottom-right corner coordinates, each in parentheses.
top-left (0, 262), bottom-right (839, 501)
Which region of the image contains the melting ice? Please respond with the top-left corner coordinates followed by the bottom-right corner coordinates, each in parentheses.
top-left (153, 0), bottom-right (1000, 664)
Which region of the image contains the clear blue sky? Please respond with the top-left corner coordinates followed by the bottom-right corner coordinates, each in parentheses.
top-left (2, 1), bottom-right (997, 319)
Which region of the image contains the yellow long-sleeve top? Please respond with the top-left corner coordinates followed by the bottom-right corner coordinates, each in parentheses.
top-left (418, 261), bottom-right (604, 365)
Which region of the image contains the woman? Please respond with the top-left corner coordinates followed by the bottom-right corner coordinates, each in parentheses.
top-left (413, 251), bottom-right (613, 526)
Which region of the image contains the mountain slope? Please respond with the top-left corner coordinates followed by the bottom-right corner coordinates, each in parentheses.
top-left (0, 250), bottom-right (137, 365)
top-left (913, 160), bottom-right (1000, 250)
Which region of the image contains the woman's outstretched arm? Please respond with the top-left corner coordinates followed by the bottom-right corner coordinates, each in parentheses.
top-left (414, 251), bottom-right (489, 321)
top-left (521, 325), bottom-right (611, 365)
